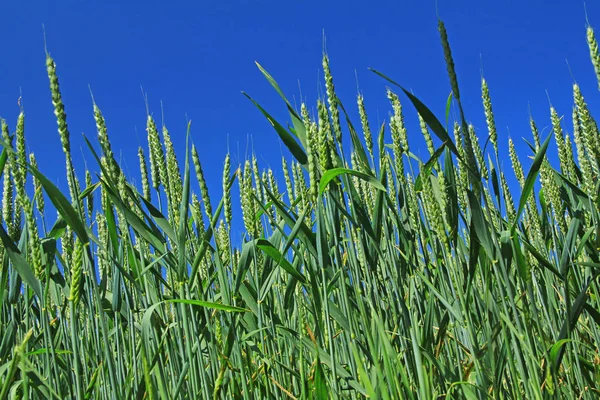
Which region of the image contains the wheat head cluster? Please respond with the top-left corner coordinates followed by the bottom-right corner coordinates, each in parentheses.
top-left (0, 17), bottom-right (600, 400)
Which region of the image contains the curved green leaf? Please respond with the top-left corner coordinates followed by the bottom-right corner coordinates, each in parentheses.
top-left (319, 168), bottom-right (385, 195)
top-left (243, 92), bottom-right (308, 165)
top-left (256, 238), bottom-right (306, 283)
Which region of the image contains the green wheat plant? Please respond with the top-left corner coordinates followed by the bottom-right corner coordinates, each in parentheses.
top-left (0, 16), bottom-right (599, 400)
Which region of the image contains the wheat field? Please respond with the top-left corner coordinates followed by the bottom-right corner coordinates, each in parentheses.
top-left (0, 17), bottom-right (600, 399)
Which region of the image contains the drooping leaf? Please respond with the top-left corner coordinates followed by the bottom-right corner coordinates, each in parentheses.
top-left (319, 168), bottom-right (385, 195)
top-left (243, 92), bottom-right (308, 165)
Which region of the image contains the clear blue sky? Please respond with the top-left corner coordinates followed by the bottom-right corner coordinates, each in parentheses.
top-left (0, 1), bottom-right (598, 233)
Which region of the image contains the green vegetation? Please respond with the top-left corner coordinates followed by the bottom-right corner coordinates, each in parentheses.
top-left (1, 18), bottom-right (600, 399)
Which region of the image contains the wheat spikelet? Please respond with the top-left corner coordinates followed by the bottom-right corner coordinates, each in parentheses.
top-left (240, 160), bottom-right (257, 237)
top-left (323, 55), bottom-right (342, 143)
top-left (483, 186), bottom-right (500, 232)
top-left (191, 144), bottom-right (212, 220)
top-left (385, 155), bottom-right (399, 213)
top-left (418, 113), bottom-right (435, 156)
top-left (357, 94), bottom-right (373, 162)
top-left (550, 107), bottom-right (570, 175)
top-left (481, 78), bottom-right (498, 158)
top-left (216, 219), bottom-right (230, 265)
top-left (162, 125), bottom-right (182, 221)
top-left (508, 138), bottom-right (525, 187)
top-left (438, 20), bottom-right (460, 101)
top-left (267, 168), bottom-right (279, 222)
top-left (191, 193), bottom-right (204, 236)
top-left (529, 115), bottom-right (541, 150)
top-left (290, 161), bottom-right (300, 213)
top-left (422, 168), bottom-right (447, 248)
top-left (116, 170), bottom-right (130, 240)
top-left (282, 157), bottom-right (294, 207)
top-left (11, 114), bottom-right (26, 234)
top-left (317, 100), bottom-right (334, 170)
top-left (85, 170), bottom-right (93, 220)
top-left (501, 172), bottom-right (516, 223)
top-left (25, 198), bottom-right (43, 280)
top-left (62, 227), bottom-right (74, 273)
top-left (406, 173), bottom-right (420, 234)
top-left (11, 193), bottom-right (21, 239)
top-left (223, 153), bottom-right (232, 226)
top-left (573, 84), bottom-right (600, 177)
top-left (307, 120), bottom-right (319, 202)
top-left (468, 124), bottom-right (488, 179)
top-left (46, 54), bottom-right (77, 204)
top-left (540, 157), bottom-right (566, 232)
top-left (300, 103), bottom-right (310, 126)
top-left (587, 26), bottom-right (600, 90)
top-left (146, 116), bottom-right (163, 190)
top-left (93, 104), bottom-right (118, 181)
top-left (1, 120), bottom-right (14, 234)
top-left (572, 105), bottom-right (595, 197)
top-left (96, 212), bottom-right (108, 282)
top-left (453, 122), bottom-right (469, 205)
top-left (387, 90), bottom-right (407, 188)
top-left (68, 238), bottom-right (84, 306)
top-left (138, 147), bottom-right (151, 201)
top-left (252, 155), bottom-right (264, 205)
top-left (437, 168), bottom-right (449, 225)
top-left (14, 112), bottom-right (26, 198)
top-left (29, 153), bottom-right (44, 214)
top-left (563, 134), bottom-right (577, 181)
top-left (294, 162), bottom-right (310, 225)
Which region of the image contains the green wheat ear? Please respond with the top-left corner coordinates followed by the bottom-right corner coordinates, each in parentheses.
top-left (14, 111), bottom-right (27, 191)
top-left (85, 170), bottom-right (93, 220)
top-left (550, 107), bottom-right (569, 175)
top-left (163, 125), bottom-right (182, 217)
top-left (529, 115), bottom-right (541, 150)
top-left (240, 160), bottom-right (255, 237)
top-left (501, 172), bottom-right (516, 223)
top-left (307, 120), bottom-right (319, 202)
top-left (29, 153), bottom-right (44, 214)
top-left (573, 84), bottom-right (600, 177)
top-left (252, 154), bottom-right (264, 205)
top-left (11, 112), bottom-right (26, 235)
top-left (282, 157), bottom-right (294, 206)
top-left (69, 238), bottom-right (84, 307)
top-left (323, 54), bottom-right (342, 143)
top-left (317, 100), bottom-right (334, 170)
top-left (46, 54), bottom-right (78, 204)
top-left (508, 137), bottom-right (525, 187)
top-left (138, 147), bottom-right (151, 201)
top-left (267, 168), bottom-right (279, 222)
top-left (192, 144), bottom-right (212, 219)
top-left (357, 94), bottom-right (373, 163)
top-left (93, 103), bottom-right (117, 181)
top-left (387, 89), bottom-right (407, 186)
top-left (587, 25), bottom-right (600, 90)
top-left (146, 115), bottom-right (162, 190)
top-left (481, 78), bottom-right (498, 159)
top-left (563, 134), bottom-right (577, 181)
top-left (191, 193), bottom-right (204, 237)
top-left (223, 153), bottom-right (232, 226)
top-left (572, 105), bottom-right (595, 197)
top-left (1, 120), bottom-right (14, 235)
top-left (419, 113), bottom-right (435, 156)
top-left (438, 19), bottom-right (460, 101)
top-left (468, 124), bottom-right (488, 180)
top-left (25, 197), bottom-right (42, 280)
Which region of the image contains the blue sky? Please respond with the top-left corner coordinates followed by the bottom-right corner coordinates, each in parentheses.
top-left (0, 1), bottom-right (598, 236)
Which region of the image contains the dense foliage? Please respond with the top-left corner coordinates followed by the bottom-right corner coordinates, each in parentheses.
top-left (1, 17), bottom-right (600, 399)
